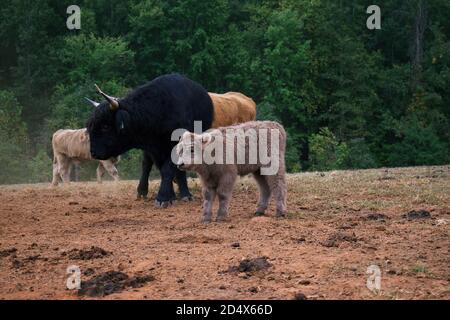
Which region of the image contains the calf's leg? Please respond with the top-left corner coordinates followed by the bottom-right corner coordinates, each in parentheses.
top-left (253, 171), bottom-right (271, 215)
top-left (216, 174), bottom-right (236, 222)
top-left (202, 187), bottom-right (216, 223)
top-left (266, 174), bottom-right (287, 217)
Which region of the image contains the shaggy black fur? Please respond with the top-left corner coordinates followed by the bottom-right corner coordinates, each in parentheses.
top-left (87, 74), bottom-right (213, 205)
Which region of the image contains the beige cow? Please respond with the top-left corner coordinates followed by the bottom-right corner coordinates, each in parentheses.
top-left (52, 128), bottom-right (119, 185)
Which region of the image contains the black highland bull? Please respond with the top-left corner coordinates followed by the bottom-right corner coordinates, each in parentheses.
top-left (86, 74), bottom-right (213, 207)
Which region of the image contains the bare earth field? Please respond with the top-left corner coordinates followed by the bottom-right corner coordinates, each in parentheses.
top-left (0, 166), bottom-right (449, 300)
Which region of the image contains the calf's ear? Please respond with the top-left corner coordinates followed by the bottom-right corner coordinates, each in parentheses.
top-left (115, 110), bottom-right (130, 134)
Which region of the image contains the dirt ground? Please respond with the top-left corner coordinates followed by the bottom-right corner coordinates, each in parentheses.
top-left (0, 166), bottom-right (449, 300)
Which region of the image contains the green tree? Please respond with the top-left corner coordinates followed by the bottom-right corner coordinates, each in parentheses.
top-left (0, 90), bottom-right (28, 184)
top-left (0, 0), bottom-right (449, 184)
top-left (309, 128), bottom-right (349, 171)
top-left (118, 150), bottom-right (144, 180)
top-left (0, 90), bottom-right (28, 145)
top-left (48, 34), bottom-right (134, 131)
top-left (29, 149), bottom-right (52, 183)
top-left (387, 116), bottom-right (449, 166)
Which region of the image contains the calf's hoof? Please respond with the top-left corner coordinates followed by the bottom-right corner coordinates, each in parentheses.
top-left (276, 212), bottom-right (287, 218)
top-left (201, 217), bottom-right (212, 224)
top-left (255, 211), bottom-right (265, 216)
top-left (180, 196), bottom-right (193, 202)
top-left (216, 216), bottom-right (228, 223)
top-left (154, 200), bottom-right (173, 208)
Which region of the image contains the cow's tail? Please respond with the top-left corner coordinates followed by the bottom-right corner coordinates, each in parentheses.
top-left (51, 131), bottom-right (58, 165)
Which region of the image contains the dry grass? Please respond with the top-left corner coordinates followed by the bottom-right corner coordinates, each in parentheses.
top-left (285, 166), bottom-right (450, 217)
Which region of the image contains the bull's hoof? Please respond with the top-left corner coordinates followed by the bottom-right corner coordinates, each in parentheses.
top-left (154, 200), bottom-right (173, 208)
top-left (180, 196), bottom-right (193, 202)
top-left (136, 194), bottom-right (148, 201)
top-left (255, 211), bottom-right (265, 216)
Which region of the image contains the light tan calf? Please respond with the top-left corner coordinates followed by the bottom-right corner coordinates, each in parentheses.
top-left (52, 129), bottom-right (119, 185)
top-left (176, 121), bottom-right (287, 223)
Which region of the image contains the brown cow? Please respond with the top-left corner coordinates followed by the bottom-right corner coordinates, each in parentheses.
top-left (52, 129), bottom-right (119, 186)
top-left (209, 92), bottom-right (256, 128)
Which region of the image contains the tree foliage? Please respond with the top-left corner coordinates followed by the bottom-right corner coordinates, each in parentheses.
top-left (0, 0), bottom-right (448, 184)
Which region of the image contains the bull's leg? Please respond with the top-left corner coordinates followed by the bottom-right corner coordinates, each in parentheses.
top-left (137, 152), bottom-right (153, 199)
top-left (202, 186), bottom-right (216, 224)
top-left (155, 159), bottom-right (176, 208)
top-left (175, 169), bottom-right (192, 201)
top-left (253, 171), bottom-right (272, 216)
top-left (216, 174), bottom-right (236, 222)
top-left (101, 161), bottom-right (119, 181)
top-left (266, 174), bottom-right (287, 217)
top-left (96, 163), bottom-right (106, 183)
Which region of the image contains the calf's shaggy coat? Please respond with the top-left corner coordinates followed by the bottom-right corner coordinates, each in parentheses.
top-left (176, 121), bottom-right (287, 223)
top-left (52, 129), bottom-right (119, 185)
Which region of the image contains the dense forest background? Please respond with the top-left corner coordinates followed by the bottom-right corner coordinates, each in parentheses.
top-left (0, 0), bottom-right (448, 184)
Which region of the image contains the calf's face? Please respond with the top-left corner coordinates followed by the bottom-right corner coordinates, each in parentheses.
top-left (87, 102), bottom-right (131, 160)
top-left (176, 131), bottom-right (212, 171)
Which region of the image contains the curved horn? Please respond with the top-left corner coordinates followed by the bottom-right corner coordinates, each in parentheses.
top-left (84, 97), bottom-right (100, 108)
top-left (94, 84), bottom-right (119, 110)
